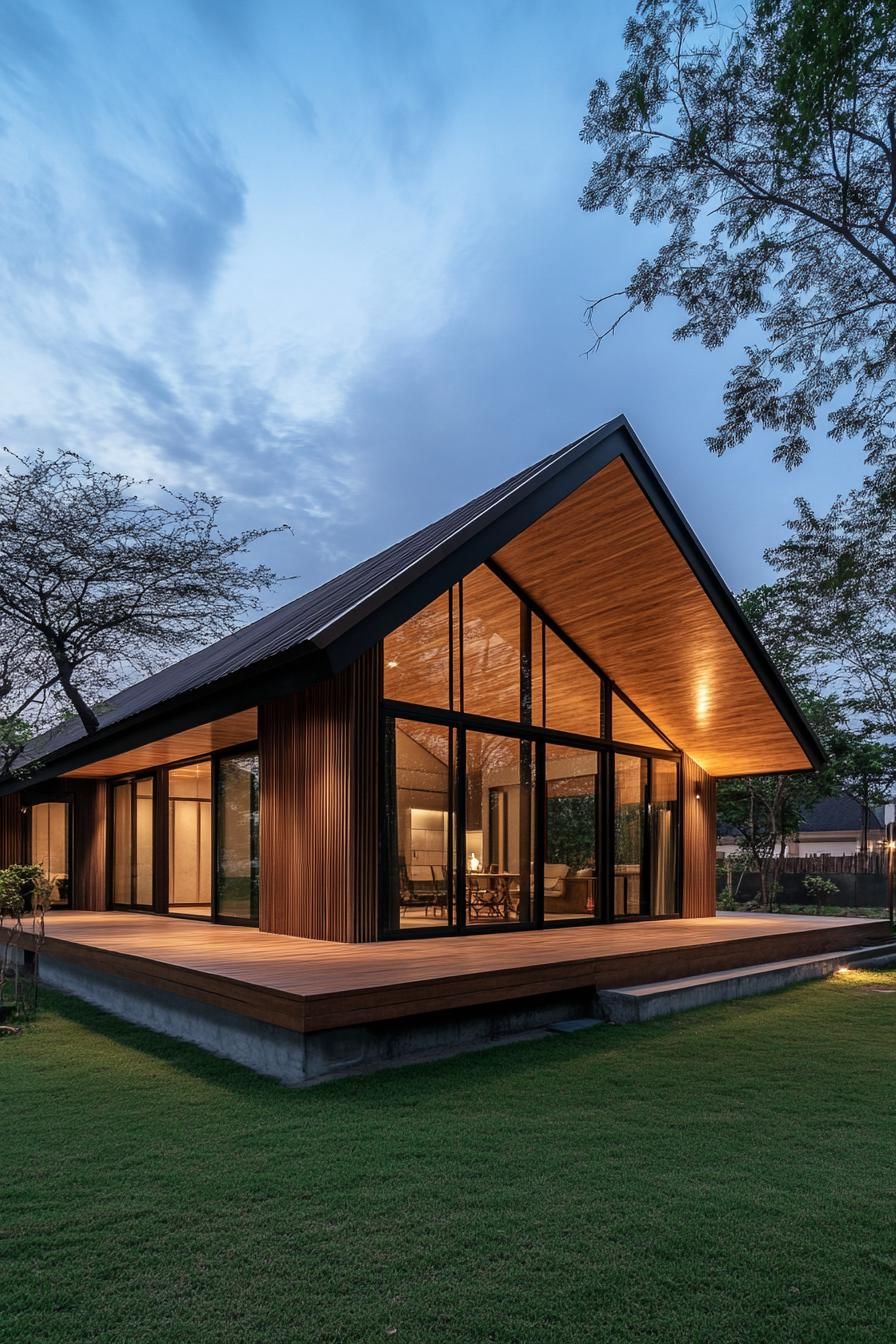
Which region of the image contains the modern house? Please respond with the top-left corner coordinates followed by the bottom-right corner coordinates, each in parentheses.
top-left (2, 417), bottom-right (886, 1081)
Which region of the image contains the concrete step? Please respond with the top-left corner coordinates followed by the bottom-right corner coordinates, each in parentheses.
top-left (596, 940), bottom-right (896, 1025)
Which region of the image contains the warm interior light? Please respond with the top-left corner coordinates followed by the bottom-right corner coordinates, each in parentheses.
top-left (386, 659), bottom-right (399, 669)
top-left (695, 787), bottom-right (702, 802)
top-left (469, 851), bottom-right (481, 872)
top-left (695, 678), bottom-right (711, 724)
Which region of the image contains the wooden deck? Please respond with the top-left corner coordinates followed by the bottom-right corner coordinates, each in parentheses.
top-left (23, 910), bottom-right (891, 1033)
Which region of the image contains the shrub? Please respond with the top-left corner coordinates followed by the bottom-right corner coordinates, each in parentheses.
top-left (802, 874), bottom-right (840, 915)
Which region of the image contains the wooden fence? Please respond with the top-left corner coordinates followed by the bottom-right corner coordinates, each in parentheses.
top-left (778, 852), bottom-right (889, 877)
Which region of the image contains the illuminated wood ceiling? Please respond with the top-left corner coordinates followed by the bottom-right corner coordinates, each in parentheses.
top-left (492, 457), bottom-right (811, 777)
top-left (61, 709), bottom-right (258, 779)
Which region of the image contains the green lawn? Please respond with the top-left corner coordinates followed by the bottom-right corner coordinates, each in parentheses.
top-left (2, 974), bottom-right (894, 1344)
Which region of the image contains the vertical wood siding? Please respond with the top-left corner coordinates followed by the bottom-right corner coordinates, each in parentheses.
top-left (682, 753), bottom-right (717, 918)
top-left (0, 792), bottom-right (22, 867)
top-left (259, 648), bottom-right (381, 942)
top-left (69, 780), bottom-right (108, 911)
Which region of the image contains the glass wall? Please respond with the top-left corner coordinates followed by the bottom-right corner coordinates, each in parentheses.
top-left (30, 802), bottom-right (70, 906)
top-left (650, 758), bottom-right (679, 916)
top-left (383, 591), bottom-right (452, 709)
top-left (381, 563), bottom-right (682, 935)
top-left (168, 761), bottom-right (212, 918)
top-left (465, 731), bottom-right (533, 925)
top-left (614, 754), bottom-right (647, 917)
top-left (111, 777), bottom-right (154, 908)
top-left (462, 566), bottom-right (522, 722)
top-left (544, 744), bottom-right (598, 921)
top-left (384, 719), bottom-right (455, 931)
top-left (216, 752), bottom-right (259, 922)
top-left (545, 630), bottom-right (601, 739)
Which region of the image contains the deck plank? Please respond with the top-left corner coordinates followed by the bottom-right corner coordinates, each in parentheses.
top-left (20, 911), bottom-right (890, 1032)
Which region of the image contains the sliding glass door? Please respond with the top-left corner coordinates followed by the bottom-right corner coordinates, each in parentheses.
top-left (167, 761), bottom-right (212, 918)
top-left (216, 752), bottom-right (260, 923)
top-left (613, 753), bottom-right (680, 919)
top-left (111, 777), bottom-right (154, 908)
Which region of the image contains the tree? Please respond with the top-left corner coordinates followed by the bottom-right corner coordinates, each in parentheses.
top-left (717, 688), bottom-right (844, 905)
top-left (0, 447), bottom-right (286, 775)
top-left (580, 0), bottom-right (896, 468)
top-left (716, 583), bottom-right (896, 900)
top-left (764, 472), bottom-right (896, 736)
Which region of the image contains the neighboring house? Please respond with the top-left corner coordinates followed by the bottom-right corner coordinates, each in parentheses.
top-left (790, 795), bottom-right (885, 857)
top-left (717, 794), bottom-right (886, 859)
top-left (6, 416), bottom-right (875, 1081)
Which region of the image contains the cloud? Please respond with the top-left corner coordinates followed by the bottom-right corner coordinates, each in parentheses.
top-left (0, 1), bottom-right (69, 94)
top-left (94, 118), bottom-right (246, 297)
top-left (289, 86), bottom-right (317, 137)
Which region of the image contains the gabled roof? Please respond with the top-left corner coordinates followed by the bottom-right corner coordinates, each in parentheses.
top-left (6, 415), bottom-right (825, 791)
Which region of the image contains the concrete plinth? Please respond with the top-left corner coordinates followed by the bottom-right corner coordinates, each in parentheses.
top-left (35, 953), bottom-right (595, 1084)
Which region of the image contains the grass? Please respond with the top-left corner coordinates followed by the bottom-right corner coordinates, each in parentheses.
top-left (2, 975), bottom-right (895, 1344)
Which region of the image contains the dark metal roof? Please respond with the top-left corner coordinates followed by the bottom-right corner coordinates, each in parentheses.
top-left (718, 794), bottom-right (885, 838)
top-left (8, 415), bottom-right (826, 789)
top-left (799, 795), bottom-right (885, 834)
top-left (15, 426), bottom-right (594, 775)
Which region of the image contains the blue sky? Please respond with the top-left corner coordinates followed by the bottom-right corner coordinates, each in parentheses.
top-left (0, 0), bottom-right (867, 610)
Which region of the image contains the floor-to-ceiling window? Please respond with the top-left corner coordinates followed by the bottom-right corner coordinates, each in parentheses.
top-left (465, 730), bottom-right (534, 926)
top-left (111, 777), bottom-right (154, 908)
top-left (216, 751), bottom-right (260, 924)
top-left (168, 761), bottom-right (212, 918)
top-left (30, 802), bottom-right (71, 907)
top-left (544, 744), bottom-right (599, 921)
top-left (382, 562), bottom-right (682, 936)
top-left (108, 747), bottom-right (259, 922)
top-left (384, 719), bottom-right (456, 930)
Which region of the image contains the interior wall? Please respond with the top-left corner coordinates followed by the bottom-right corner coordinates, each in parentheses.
top-left (682, 753), bottom-right (717, 917)
top-left (258, 647), bottom-right (381, 942)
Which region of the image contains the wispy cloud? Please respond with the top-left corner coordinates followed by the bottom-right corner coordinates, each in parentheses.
top-left (0, 0), bottom-right (868, 606)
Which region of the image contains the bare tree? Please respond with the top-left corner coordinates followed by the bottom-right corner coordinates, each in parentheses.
top-left (0, 447), bottom-right (287, 767)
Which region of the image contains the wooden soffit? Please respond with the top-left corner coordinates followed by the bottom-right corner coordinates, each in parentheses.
top-left (61, 709), bottom-right (258, 779)
top-left (493, 457), bottom-right (811, 777)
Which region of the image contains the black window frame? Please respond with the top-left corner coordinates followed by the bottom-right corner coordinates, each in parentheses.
top-left (108, 772), bottom-right (156, 911)
top-left (378, 560), bottom-right (684, 939)
top-left (105, 739), bottom-right (260, 926)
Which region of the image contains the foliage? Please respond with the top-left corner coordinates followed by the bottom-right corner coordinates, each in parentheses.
top-left (716, 850), bottom-right (749, 907)
top-left (765, 469), bottom-right (896, 737)
top-left (0, 863), bottom-right (49, 1026)
top-left (717, 582), bottom-right (896, 902)
top-left (802, 873), bottom-right (840, 913)
top-left (580, 0), bottom-right (896, 467)
top-left (546, 794), bottom-right (596, 868)
top-left (0, 863), bottom-right (45, 917)
top-left (4, 976), bottom-right (896, 1342)
top-left (0, 447), bottom-right (287, 774)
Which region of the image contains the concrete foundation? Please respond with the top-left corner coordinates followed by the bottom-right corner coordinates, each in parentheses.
top-left (36, 952), bottom-right (595, 1084)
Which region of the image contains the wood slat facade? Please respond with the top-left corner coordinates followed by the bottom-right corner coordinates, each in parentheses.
top-left (682, 754), bottom-right (717, 918)
top-left (0, 791), bottom-right (22, 868)
top-left (258, 647), bottom-right (381, 942)
top-left (68, 780), bottom-right (108, 912)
